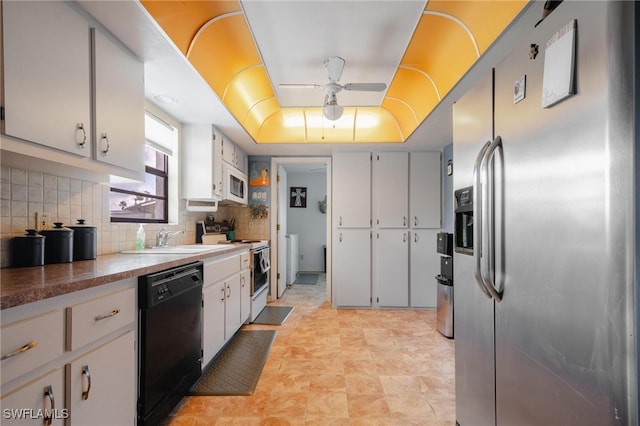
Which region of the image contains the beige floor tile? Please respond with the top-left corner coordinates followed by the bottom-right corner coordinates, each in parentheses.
top-left (166, 275), bottom-right (455, 426)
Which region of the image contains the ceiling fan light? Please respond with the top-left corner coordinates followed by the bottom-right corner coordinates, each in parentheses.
top-left (323, 104), bottom-right (344, 121)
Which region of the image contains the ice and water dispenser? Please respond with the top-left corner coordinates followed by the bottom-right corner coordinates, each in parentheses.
top-left (454, 186), bottom-right (473, 254)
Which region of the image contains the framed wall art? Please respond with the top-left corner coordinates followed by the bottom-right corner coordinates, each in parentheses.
top-left (290, 187), bottom-right (307, 208)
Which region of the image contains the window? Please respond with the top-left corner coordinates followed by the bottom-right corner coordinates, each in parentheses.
top-left (110, 112), bottom-right (176, 223)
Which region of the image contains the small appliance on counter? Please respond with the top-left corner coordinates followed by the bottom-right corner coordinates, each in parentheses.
top-left (436, 232), bottom-right (454, 338)
top-left (196, 213), bottom-right (230, 244)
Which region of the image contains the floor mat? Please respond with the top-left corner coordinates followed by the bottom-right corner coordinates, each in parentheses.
top-left (188, 330), bottom-right (276, 396)
top-left (294, 273), bottom-right (318, 285)
top-left (252, 305), bottom-right (294, 325)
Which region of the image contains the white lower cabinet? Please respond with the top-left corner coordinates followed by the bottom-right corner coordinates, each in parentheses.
top-left (334, 229), bottom-right (371, 307)
top-left (201, 251), bottom-right (249, 367)
top-left (65, 331), bottom-right (135, 425)
top-left (410, 230), bottom-right (440, 308)
top-left (0, 368), bottom-right (65, 425)
top-left (374, 230), bottom-right (409, 307)
top-left (0, 280), bottom-right (137, 425)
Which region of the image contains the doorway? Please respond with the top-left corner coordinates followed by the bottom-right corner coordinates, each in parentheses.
top-left (269, 157), bottom-right (332, 303)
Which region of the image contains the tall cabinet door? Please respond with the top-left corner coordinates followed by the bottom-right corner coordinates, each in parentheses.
top-left (409, 152), bottom-right (441, 228)
top-left (333, 153), bottom-right (371, 228)
top-left (224, 274), bottom-right (242, 340)
top-left (93, 29), bottom-right (145, 174)
top-left (2, 0), bottom-right (91, 157)
top-left (374, 230), bottom-right (409, 307)
top-left (410, 229), bottom-right (440, 308)
top-left (374, 152), bottom-right (409, 228)
top-left (333, 229), bottom-right (371, 307)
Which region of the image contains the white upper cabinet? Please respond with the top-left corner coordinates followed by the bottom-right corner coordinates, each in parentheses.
top-left (2, 1), bottom-right (91, 157)
top-left (409, 152), bottom-right (441, 228)
top-left (374, 152), bottom-right (409, 228)
top-left (333, 152), bottom-right (371, 228)
top-left (221, 136), bottom-right (246, 173)
top-left (183, 124), bottom-right (223, 200)
top-left (92, 29), bottom-right (145, 175)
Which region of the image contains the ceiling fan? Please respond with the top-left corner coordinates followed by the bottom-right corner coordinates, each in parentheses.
top-left (278, 56), bottom-right (387, 121)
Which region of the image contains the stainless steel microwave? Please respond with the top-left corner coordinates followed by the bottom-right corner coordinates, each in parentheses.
top-left (223, 163), bottom-right (248, 204)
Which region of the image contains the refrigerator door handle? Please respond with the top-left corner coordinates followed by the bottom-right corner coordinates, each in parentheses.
top-left (481, 136), bottom-right (503, 302)
top-left (473, 140), bottom-right (493, 299)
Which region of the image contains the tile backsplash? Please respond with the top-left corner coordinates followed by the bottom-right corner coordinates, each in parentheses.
top-left (1, 165), bottom-right (271, 268)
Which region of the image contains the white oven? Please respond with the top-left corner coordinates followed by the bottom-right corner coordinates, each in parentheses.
top-left (222, 163), bottom-right (248, 205)
top-left (249, 243), bottom-right (270, 322)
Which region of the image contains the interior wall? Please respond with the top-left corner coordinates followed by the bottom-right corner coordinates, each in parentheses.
top-left (442, 143), bottom-right (454, 233)
top-left (287, 171), bottom-right (327, 272)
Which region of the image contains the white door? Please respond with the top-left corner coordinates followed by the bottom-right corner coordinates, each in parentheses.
top-left (333, 152), bottom-right (371, 228)
top-left (277, 165), bottom-right (288, 298)
top-left (409, 152), bottom-right (441, 228)
top-left (374, 229), bottom-right (409, 307)
top-left (224, 274), bottom-right (242, 339)
top-left (66, 331), bottom-right (135, 425)
top-left (410, 229), bottom-right (440, 308)
top-left (3, 1), bottom-right (91, 158)
top-left (333, 228), bottom-right (371, 307)
top-left (374, 152), bottom-right (409, 228)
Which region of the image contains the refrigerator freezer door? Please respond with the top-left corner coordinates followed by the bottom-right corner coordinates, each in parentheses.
top-left (453, 70), bottom-right (496, 426)
top-left (493, 2), bottom-right (636, 424)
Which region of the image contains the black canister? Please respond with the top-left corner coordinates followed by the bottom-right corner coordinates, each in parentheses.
top-left (10, 229), bottom-right (45, 267)
top-left (40, 222), bottom-right (73, 264)
top-left (68, 219), bottom-right (97, 260)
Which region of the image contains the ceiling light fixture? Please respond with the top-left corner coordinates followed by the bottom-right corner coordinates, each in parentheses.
top-left (154, 94), bottom-right (177, 104)
top-left (323, 92), bottom-right (343, 121)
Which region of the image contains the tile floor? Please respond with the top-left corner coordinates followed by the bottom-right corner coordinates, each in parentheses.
top-left (167, 274), bottom-right (456, 425)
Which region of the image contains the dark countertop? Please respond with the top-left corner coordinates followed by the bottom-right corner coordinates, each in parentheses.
top-left (1, 246), bottom-right (248, 310)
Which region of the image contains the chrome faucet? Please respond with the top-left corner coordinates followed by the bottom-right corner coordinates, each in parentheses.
top-left (155, 228), bottom-right (185, 247)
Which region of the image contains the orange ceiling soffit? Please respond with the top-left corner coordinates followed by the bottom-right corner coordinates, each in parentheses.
top-left (141, 0), bottom-right (527, 144)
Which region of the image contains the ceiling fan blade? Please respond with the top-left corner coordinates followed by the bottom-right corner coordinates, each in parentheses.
top-left (325, 56), bottom-right (345, 82)
top-left (278, 83), bottom-right (323, 89)
top-left (342, 82), bottom-right (387, 92)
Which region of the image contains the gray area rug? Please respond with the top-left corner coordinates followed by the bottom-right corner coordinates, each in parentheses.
top-left (252, 305), bottom-right (294, 325)
top-left (294, 273), bottom-right (318, 285)
top-left (188, 330), bottom-right (276, 396)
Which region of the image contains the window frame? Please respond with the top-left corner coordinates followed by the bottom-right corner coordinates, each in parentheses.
top-left (110, 145), bottom-right (169, 224)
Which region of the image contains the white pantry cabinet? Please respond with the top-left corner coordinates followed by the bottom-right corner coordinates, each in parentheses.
top-left (333, 152), bottom-right (371, 228)
top-left (410, 229), bottom-right (440, 308)
top-left (221, 137), bottom-right (247, 173)
top-left (2, 0), bottom-right (91, 158)
top-left (333, 228), bottom-right (371, 307)
top-left (373, 152), bottom-right (409, 228)
top-left (409, 152), bottom-right (441, 228)
top-left (183, 124), bottom-right (224, 200)
top-left (92, 29), bottom-right (145, 175)
top-left (374, 229), bottom-right (409, 307)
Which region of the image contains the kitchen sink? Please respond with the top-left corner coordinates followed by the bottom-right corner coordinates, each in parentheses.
top-left (122, 245), bottom-right (229, 254)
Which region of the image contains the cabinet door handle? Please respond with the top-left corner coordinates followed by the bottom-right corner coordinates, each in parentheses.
top-left (0, 340), bottom-right (38, 361)
top-left (241, 275), bottom-right (246, 287)
top-left (339, 233), bottom-right (343, 242)
top-left (339, 216), bottom-right (343, 226)
top-left (81, 365), bottom-right (92, 400)
top-left (43, 385), bottom-right (55, 426)
top-left (414, 216), bottom-right (418, 227)
top-left (76, 123), bottom-right (87, 149)
top-left (403, 216), bottom-right (407, 227)
top-left (414, 233), bottom-right (418, 243)
top-left (226, 284), bottom-right (231, 298)
top-left (403, 233), bottom-right (407, 243)
top-left (100, 133), bottom-right (110, 156)
top-left (220, 287), bottom-right (226, 302)
top-left (95, 309), bottom-right (120, 322)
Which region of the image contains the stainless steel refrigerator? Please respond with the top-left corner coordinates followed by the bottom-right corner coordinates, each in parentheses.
top-left (453, 1), bottom-right (637, 425)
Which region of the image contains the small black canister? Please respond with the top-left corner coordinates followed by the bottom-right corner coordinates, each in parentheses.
top-left (40, 222), bottom-right (73, 264)
top-left (68, 219), bottom-right (97, 260)
top-left (10, 229), bottom-right (45, 267)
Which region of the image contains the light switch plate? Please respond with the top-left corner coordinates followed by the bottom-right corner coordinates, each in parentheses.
top-left (36, 211), bottom-right (51, 230)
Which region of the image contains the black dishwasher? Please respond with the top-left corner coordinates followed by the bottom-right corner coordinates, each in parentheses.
top-left (138, 261), bottom-right (203, 426)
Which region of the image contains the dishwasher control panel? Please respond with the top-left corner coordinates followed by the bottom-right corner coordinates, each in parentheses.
top-left (138, 261), bottom-right (203, 309)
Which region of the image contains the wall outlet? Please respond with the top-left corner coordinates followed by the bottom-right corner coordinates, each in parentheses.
top-left (36, 212), bottom-right (51, 230)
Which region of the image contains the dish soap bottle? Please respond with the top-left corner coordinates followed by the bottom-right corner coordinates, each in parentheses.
top-left (136, 224), bottom-right (145, 250)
